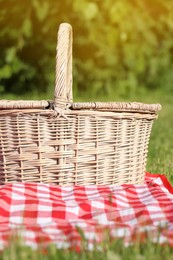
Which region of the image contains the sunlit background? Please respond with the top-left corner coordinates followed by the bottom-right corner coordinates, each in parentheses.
top-left (0, 0), bottom-right (173, 101)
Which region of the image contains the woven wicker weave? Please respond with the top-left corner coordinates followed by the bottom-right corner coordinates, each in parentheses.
top-left (0, 23), bottom-right (161, 185)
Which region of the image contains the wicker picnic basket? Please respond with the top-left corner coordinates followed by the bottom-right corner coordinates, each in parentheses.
top-left (0, 23), bottom-right (161, 185)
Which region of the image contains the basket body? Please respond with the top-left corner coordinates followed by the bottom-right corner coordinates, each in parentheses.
top-left (0, 23), bottom-right (161, 185)
top-left (0, 109), bottom-right (155, 185)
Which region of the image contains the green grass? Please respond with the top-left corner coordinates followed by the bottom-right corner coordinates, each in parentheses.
top-left (0, 88), bottom-right (173, 259)
top-left (1, 233), bottom-right (173, 260)
top-left (147, 101), bottom-right (173, 182)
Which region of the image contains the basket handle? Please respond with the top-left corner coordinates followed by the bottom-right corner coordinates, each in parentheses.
top-left (54, 23), bottom-right (73, 109)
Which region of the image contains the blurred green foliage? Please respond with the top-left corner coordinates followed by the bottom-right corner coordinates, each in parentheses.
top-left (0, 0), bottom-right (173, 98)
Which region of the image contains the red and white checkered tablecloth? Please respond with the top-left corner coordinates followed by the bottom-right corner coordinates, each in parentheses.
top-left (0, 173), bottom-right (173, 251)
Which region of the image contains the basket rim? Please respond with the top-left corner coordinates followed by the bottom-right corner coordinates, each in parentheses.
top-left (70, 102), bottom-right (162, 113)
top-left (0, 100), bottom-right (161, 114)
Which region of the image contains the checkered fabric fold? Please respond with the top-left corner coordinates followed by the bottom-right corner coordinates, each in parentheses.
top-left (0, 173), bottom-right (173, 250)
